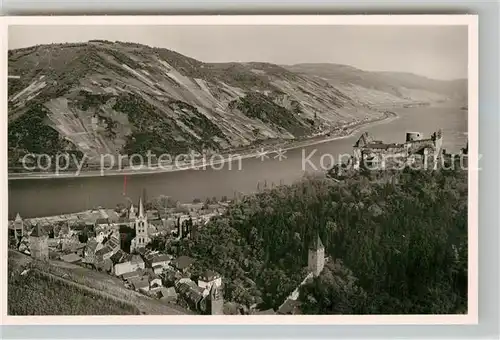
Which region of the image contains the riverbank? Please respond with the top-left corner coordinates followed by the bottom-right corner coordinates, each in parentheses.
top-left (9, 112), bottom-right (398, 180)
top-left (9, 104), bottom-right (467, 218)
top-left (8, 111), bottom-right (398, 180)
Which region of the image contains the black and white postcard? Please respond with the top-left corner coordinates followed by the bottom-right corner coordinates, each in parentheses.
top-left (1, 15), bottom-right (478, 325)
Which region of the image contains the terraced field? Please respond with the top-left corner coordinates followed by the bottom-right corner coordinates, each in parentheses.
top-left (8, 250), bottom-right (192, 315)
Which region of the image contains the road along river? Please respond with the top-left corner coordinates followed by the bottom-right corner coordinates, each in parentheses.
top-left (8, 105), bottom-right (467, 218)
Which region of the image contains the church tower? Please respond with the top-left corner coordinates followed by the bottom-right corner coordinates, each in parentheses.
top-left (308, 234), bottom-right (325, 277)
top-left (131, 197), bottom-right (149, 251)
top-left (207, 282), bottom-right (224, 315)
top-left (29, 224), bottom-right (49, 261)
top-left (129, 203), bottom-right (136, 220)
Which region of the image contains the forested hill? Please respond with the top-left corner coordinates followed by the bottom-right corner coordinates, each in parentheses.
top-left (286, 64), bottom-right (467, 104)
top-left (160, 167), bottom-right (467, 314)
top-left (8, 41), bottom-right (463, 166)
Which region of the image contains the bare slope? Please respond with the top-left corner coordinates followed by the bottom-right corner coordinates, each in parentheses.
top-left (8, 41), bottom-right (460, 166)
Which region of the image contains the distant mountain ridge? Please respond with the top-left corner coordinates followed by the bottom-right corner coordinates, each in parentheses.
top-left (7, 41), bottom-right (467, 167)
top-left (285, 63), bottom-right (467, 103)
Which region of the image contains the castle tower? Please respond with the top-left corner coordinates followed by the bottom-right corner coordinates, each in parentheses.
top-left (14, 213), bottom-right (24, 240)
top-left (208, 282), bottom-right (224, 315)
top-left (406, 131), bottom-right (423, 142)
top-left (131, 197), bottom-right (149, 251)
top-left (308, 234), bottom-right (325, 277)
top-left (433, 129), bottom-right (443, 154)
top-left (29, 224), bottom-right (49, 261)
top-left (462, 141), bottom-right (468, 155)
top-left (352, 132), bottom-right (373, 169)
top-left (176, 216), bottom-right (182, 239)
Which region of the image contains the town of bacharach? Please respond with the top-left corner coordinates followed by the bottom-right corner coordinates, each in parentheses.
top-left (7, 22), bottom-right (470, 316)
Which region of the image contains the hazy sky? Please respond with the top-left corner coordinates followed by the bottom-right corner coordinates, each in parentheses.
top-left (9, 25), bottom-right (468, 80)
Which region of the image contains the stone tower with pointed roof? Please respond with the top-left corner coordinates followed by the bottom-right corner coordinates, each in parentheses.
top-left (29, 224), bottom-right (49, 261)
top-left (14, 213), bottom-right (24, 240)
top-left (308, 234), bottom-right (325, 277)
top-left (130, 197), bottom-right (150, 252)
top-left (207, 282), bottom-right (224, 315)
top-left (352, 133), bottom-right (374, 169)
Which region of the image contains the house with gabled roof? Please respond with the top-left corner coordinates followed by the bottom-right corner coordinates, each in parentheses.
top-left (114, 254), bottom-right (145, 276)
top-left (105, 232), bottom-right (121, 252)
top-left (155, 286), bottom-right (178, 302)
top-left (129, 276), bottom-right (150, 292)
top-left (143, 249), bottom-right (159, 264)
top-left (147, 272), bottom-right (162, 288)
top-left (198, 270), bottom-right (222, 290)
top-left (151, 254), bottom-right (172, 269)
top-left (95, 258), bottom-right (113, 273)
top-left (175, 278), bottom-right (204, 311)
top-left (110, 249), bottom-right (130, 265)
top-left (131, 254), bottom-right (145, 267)
top-left (95, 217), bottom-right (110, 228)
top-left (83, 238), bottom-right (101, 264)
top-left (122, 269), bottom-right (143, 281)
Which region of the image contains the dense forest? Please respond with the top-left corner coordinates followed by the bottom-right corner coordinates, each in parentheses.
top-left (153, 166), bottom-right (467, 314)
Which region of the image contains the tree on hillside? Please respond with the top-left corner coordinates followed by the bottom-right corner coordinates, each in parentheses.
top-left (300, 259), bottom-right (369, 314)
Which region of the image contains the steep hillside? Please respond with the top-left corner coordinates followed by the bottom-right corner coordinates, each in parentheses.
top-left (8, 250), bottom-right (191, 315)
top-left (8, 266), bottom-right (140, 315)
top-left (8, 41), bottom-right (461, 167)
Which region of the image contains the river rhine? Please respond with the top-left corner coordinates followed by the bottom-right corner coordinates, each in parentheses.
top-left (8, 105), bottom-right (468, 218)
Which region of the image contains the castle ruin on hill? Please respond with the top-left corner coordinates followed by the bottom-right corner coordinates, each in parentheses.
top-left (352, 129), bottom-right (443, 170)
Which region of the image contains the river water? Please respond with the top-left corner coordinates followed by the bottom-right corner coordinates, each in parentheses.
top-left (8, 105), bottom-right (468, 218)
